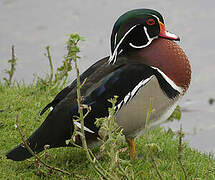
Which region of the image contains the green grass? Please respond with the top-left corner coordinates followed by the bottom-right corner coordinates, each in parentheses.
top-left (0, 82), bottom-right (215, 179)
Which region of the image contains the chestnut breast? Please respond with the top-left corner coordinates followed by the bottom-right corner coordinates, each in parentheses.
top-left (135, 38), bottom-right (191, 92)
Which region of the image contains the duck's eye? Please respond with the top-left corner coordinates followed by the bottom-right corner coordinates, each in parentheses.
top-left (146, 18), bottom-right (155, 26)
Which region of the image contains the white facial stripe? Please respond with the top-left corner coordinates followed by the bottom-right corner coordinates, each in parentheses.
top-left (151, 66), bottom-right (183, 93)
top-left (116, 76), bottom-right (153, 112)
top-left (129, 26), bottom-right (158, 49)
top-left (74, 121), bottom-right (95, 133)
top-left (114, 33), bottom-right (117, 47)
top-left (145, 26), bottom-right (152, 40)
top-left (50, 107), bottom-right (53, 111)
top-left (151, 14), bottom-right (160, 21)
top-left (108, 25), bottom-right (138, 64)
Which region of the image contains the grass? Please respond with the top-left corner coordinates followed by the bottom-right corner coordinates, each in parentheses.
top-left (0, 82), bottom-right (215, 179)
top-left (1, 34), bottom-right (215, 179)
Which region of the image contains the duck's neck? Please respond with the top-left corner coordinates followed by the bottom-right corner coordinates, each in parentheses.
top-left (125, 38), bottom-right (191, 93)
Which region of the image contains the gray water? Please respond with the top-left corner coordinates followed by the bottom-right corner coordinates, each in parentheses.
top-left (0, 0), bottom-right (215, 153)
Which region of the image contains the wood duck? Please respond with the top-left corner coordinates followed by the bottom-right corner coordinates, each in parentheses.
top-left (6, 8), bottom-right (191, 161)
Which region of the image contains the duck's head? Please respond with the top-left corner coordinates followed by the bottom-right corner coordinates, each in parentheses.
top-left (109, 9), bottom-right (180, 64)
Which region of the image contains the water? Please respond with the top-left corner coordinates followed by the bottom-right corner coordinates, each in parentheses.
top-left (0, 0), bottom-right (215, 153)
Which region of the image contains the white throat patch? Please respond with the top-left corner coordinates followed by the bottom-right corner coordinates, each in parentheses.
top-left (108, 25), bottom-right (138, 64)
top-left (109, 25), bottom-right (157, 64)
top-left (129, 26), bottom-right (157, 48)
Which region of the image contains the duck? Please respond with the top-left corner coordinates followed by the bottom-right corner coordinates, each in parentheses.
top-left (6, 8), bottom-right (191, 161)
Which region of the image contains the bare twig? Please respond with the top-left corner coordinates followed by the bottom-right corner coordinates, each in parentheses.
top-left (4, 45), bottom-right (17, 86)
top-left (178, 125), bottom-right (188, 180)
top-left (205, 154), bottom-right (212, 180)
top-left (144, 99), bottom-right (163, 180)
top-left (15, 114), bottom-right (71, 175)
top-left (73, 50), bottom-right (115, 180)
top-left (144, 97), bottom-right (153, 142)
top-left (45, 46), bottom-right (53, 82)
top-left (151, 156), bottom-right (163, 180)
top-left (67, 34), bottom-right (115, 180)
top-left (9, 45), bottom-right (16, 83)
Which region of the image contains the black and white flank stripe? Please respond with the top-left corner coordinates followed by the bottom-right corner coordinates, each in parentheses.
top-left (114, 66), bottom-right (182, 113)
top-left (115, 76), bottom-right (153, 112)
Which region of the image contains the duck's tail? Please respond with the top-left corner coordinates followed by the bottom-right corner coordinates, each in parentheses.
top-left (6, 108), bottom-right (73, 161)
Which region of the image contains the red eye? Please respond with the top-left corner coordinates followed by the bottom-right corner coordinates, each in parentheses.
top-left (146, 18), bottom-right (155, 26)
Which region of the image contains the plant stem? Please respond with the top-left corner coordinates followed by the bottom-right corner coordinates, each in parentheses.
top-left (145, 97), bottom-right (153, 143)
top-left (9, 45), bottom-right (16, 83)
top-left (45, 46), bottom-right (53, 82)
top-left (74, 58), bottom-right (89, 154)
top-left (151, 156), bottom-right (163, 180)
top-left (69, 34), bottom-right (116, 180)
top-left (73, 59), bottom-right (114, 180)
top-left (4, 45), bottom-right (17, 86)
top-left (15, 114), bottom-right (71, 175)
top-left (178, 124), bottom-right (188, 180)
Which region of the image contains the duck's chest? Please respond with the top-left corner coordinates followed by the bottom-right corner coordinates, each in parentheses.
top-left (115, 76), bottom-right (180, 138)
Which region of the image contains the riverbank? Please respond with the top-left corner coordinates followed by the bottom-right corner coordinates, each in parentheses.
top-left (0, 81), bottom-right (214, 179)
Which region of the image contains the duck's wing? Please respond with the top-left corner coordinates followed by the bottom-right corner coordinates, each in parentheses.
top-left (6, 57), bottom-right (165, 161)
top-left (70, 62), bottom-right (158, 134)
top-left (5, 57), bottom-right (125, 161)
top-left (40, 57), bottom-right (109, 115)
